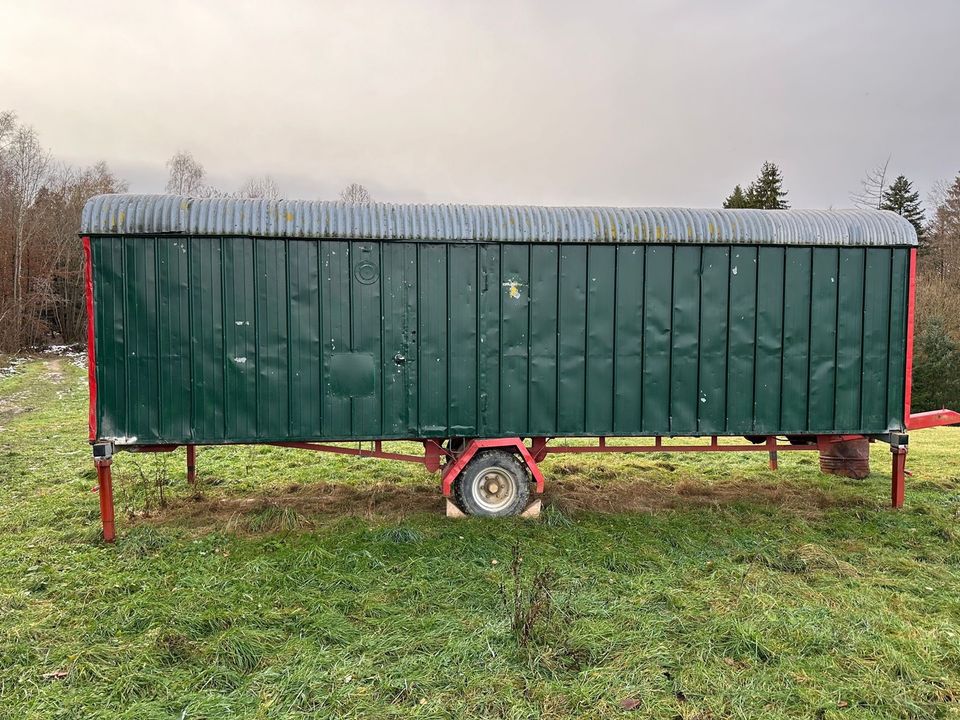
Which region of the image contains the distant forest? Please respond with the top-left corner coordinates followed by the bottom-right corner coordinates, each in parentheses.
top-left (2, 110), bottom-right (958, 412)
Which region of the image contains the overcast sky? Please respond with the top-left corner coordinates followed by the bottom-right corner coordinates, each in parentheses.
top-left (1, 0), bottom-right (958, 208)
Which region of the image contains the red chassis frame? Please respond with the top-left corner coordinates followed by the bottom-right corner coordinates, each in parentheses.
top-left (92, 433), bottom-right (915, 542)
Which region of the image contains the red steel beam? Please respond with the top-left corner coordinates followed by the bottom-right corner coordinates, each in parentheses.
top-left (270, 441), bottom-right (427, 464)
top-left (83, 236), bottom-right (97, 442)
top-left (907, 409), bottom-right (960, 430)
top-left (904, 247), bottom-right (917, 424)
top-left (544, 442), bottom-right (817, 454)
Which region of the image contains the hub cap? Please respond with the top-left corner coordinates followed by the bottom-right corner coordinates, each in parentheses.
top-left (471, 468), bottom-right (517, 512)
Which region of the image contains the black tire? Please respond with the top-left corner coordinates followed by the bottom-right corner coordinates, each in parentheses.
top-left (453, 450), bottom-right (531, 518)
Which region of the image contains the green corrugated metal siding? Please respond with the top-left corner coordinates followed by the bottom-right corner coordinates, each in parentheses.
top-left (90, 237), bottom-right (911, 445)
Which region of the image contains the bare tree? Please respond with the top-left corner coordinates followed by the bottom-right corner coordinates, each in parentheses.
top-left (40, 162), bottom-right (128, 342)
top-left (339, 183), bottom-right (372, 204)
top-left (0, 111), bottom-right (15, 150)
top-left (165, 151), bottom-right (207, 195)
top-left (923, 173), bottom-right (960, 282)
top-left (851, 156), bottom-right (891, 210)
top-left (0, 123), bottom-right (51, 346)
top-left (238, 175), bottom-right (281, 200)
top-left (0, 110), bottom-right (128, 350)
top-left (927, 178), bottom-right (950, 213)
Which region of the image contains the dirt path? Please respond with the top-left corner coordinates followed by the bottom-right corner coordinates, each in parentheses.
top-left (0, 357), bottom-right (67, 431)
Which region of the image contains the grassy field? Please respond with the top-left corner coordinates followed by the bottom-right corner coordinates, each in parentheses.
top-left (1, 357), bottom-right (959, 719)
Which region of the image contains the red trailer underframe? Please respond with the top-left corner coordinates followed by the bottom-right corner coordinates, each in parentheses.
top-left (85, 239), bottom-right (960, 543)
top-left (92, 432), bottom-right (922, 543)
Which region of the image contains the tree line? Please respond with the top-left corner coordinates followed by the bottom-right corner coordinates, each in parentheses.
top-left (2, 108), bottom-right (959, 412)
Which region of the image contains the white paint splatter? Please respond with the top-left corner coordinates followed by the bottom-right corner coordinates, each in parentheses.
top-left (502, 279), bottom-right (523, 299)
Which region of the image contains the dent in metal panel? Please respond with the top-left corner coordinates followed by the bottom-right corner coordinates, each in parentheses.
top-left (350, 241), bottom-right (383, 436)
top-left (223, 238), bottom-right (258, 440)
top-left (557, 245), bottom-right (587, 433)
top-left (585, 246), bottom-right (616, 434)
top-left (93, 238), bottom-right (127, 439)
top-left (123, 236), bottom-right (160, 442)
top-left (417, 244), bottom-right (447, 435)
top-left (834, 249), bottom-right (865, 430)
top-left (780, 248), bottom-right (812, 432)
top-left (697, 246), bottom-right (729, 434)
top-left (156, 238), bottom-right (191, 441)
top-left (808, 248), bottom-right (840, 431)
top-left (861, 249), bottom-right (891, 431)
top-left (321, 242), bottom-right (352, 437)
top-left (886, 249), bottom-right (909, 430)
top-left (642, 246), bottom-right (672, 432)
top-left (255, 239), bottom-right (289, 438)
top-left (670, 246), bottom-right (701, 434)
top-left (477, 245), bottom-right (501, 435)
top-left (380, 243), bottom-right (418, 435)
top-left (753, 247), bottom-right (785, 434)
top-left (447, 244), bottom-right (479, 435)
top-left (528, 245), bottom-right (559, 435)
top-left (288, 240), bottom-right (322, 438)
top-left (613, 246), bottom-right (644, 434)
top-left (726, 246), bottom-right (757, 433)
top-left (188, 238), bottom-right (225, 441)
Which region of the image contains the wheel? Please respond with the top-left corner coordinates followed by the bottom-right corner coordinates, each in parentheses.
top-left (453, 450), bottom-right (531, 518)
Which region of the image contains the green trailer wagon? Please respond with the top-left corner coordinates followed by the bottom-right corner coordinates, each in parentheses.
top-left (80, 194), bottom-right (958, 539)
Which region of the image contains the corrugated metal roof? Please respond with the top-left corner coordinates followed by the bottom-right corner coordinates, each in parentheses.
top-left (80, 194), bottom-right (918, 246)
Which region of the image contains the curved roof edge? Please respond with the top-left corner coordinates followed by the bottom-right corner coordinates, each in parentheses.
top-left (80, 194), bottom-right (918, 247)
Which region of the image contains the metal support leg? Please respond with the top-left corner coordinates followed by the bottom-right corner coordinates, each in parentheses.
top-left (186, 444), bottom-right (196, 484)
top-left (768, 451), bottom-right (778, 471)
top-left (95, 458), bottom-right (116, 542)
top-left (891, 445), bottom-right (907, 509)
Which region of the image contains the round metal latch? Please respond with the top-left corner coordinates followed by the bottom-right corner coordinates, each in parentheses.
top-left (354, 260), bottom-right (379, 285)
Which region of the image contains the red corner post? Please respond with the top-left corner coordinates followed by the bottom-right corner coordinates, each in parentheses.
top-left (95, 458), bottom-right (116, 542)
top-left (890, 247), bottom-right (917, 510)
top-left (904, 247), bottom-right (917, 426)
top-left (891, 445), bottom-right (907, 509)
top-left (186, 444), bottom-right (197, 484)
top-left (83, 236), bottom-right (98, 442)
top-left (92, 443), bottom-right (116, 542)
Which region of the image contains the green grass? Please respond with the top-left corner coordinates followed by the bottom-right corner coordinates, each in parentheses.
top-left (1, 357), bottom-right (959, 719)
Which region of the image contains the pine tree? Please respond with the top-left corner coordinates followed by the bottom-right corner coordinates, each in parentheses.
top-left (880, 175), bottom-right (925, 241)
top-left (747, 161), bottom-right (789, 209)
top-left (912, 317), bottom-right (960, 412)
top-left (723, 184), bottom-right (749, 209)
top-left (722, 162), bottom-right (789, 210)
